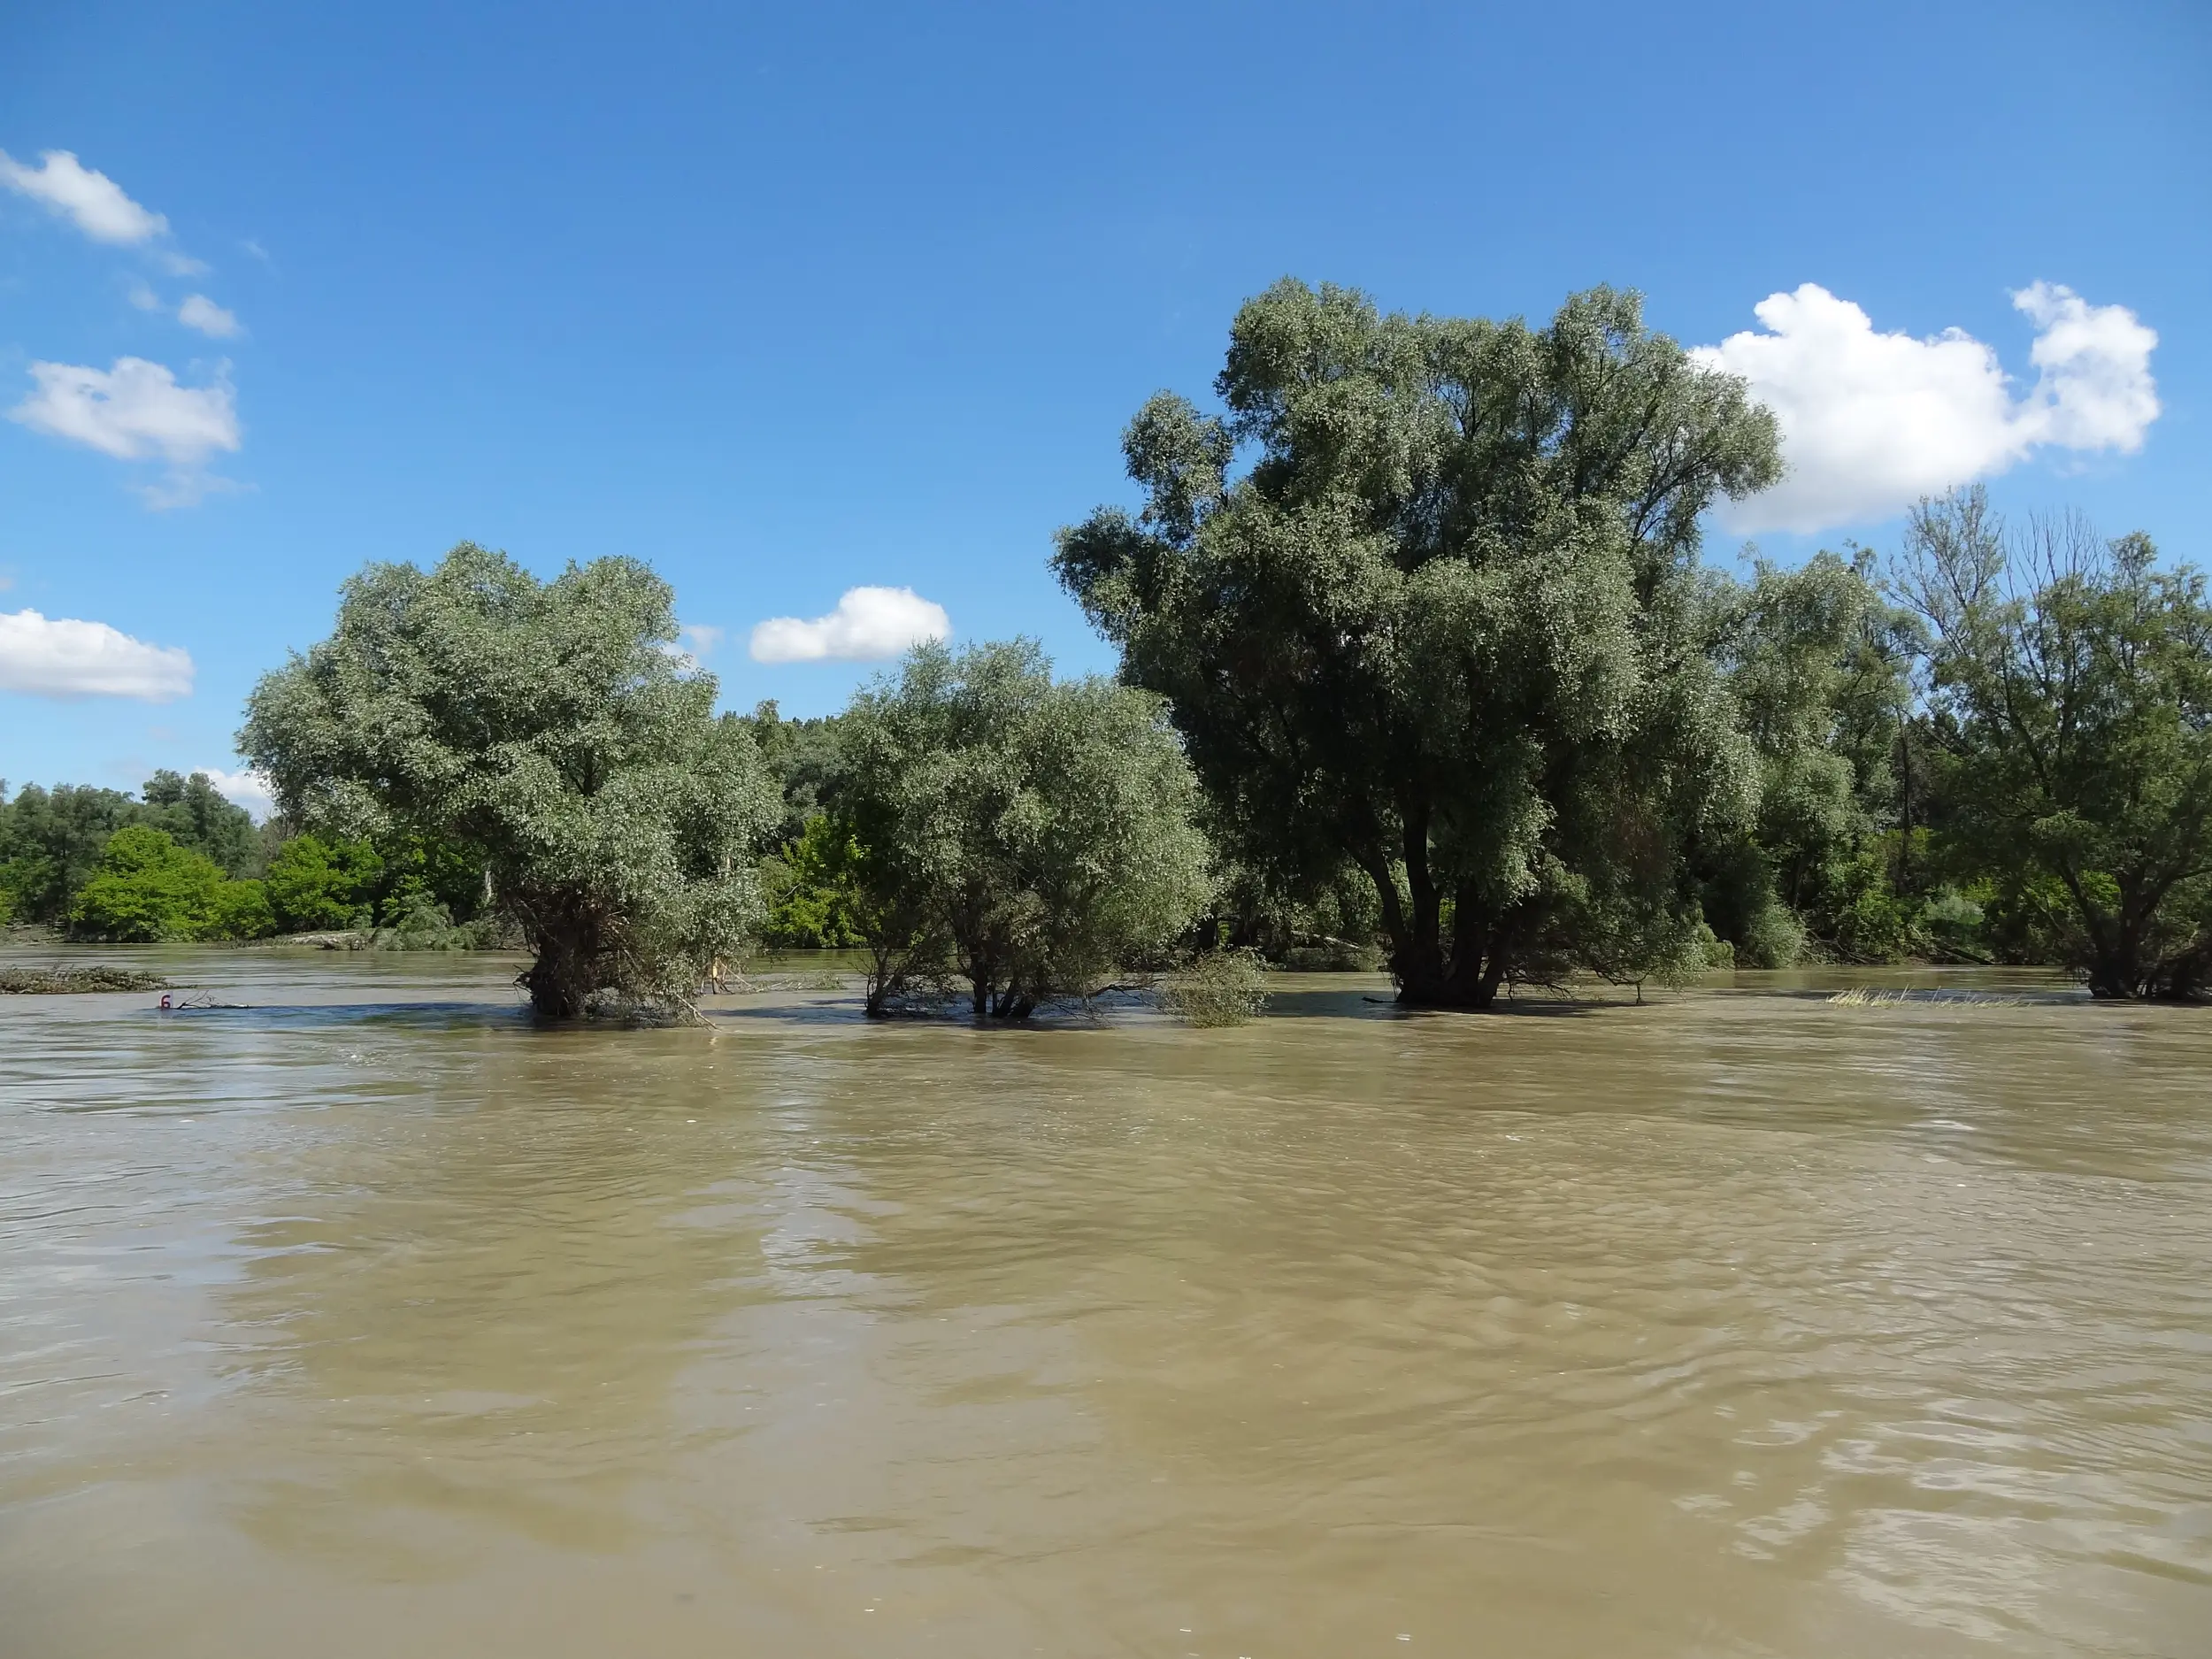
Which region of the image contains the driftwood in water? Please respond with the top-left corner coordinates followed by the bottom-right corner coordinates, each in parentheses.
top-left (0, 965), bottom-right (173, 994)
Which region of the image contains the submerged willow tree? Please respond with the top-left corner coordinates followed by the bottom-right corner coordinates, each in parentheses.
top-left (1056, 280), bottom-right (1782, 1006)
top-left (837, 640), bottom-right (1213, 1018)
top-left (241, 543), bottom-right (778, 1018)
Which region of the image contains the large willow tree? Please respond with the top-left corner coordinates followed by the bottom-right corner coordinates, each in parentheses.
top-left (242, 543), bottom-right (778, 1018)
top-left (1056, 281), bottom-right (1782, 1006)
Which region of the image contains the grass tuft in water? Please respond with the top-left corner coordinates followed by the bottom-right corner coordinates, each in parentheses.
top-left (1825, 985), bottom-right (2032, 1008)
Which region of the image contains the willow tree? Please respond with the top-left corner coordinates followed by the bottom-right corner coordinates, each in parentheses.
top-left (1055, 281), bottom-right (1781, 1006)
top-left (1901, 490), bottom-right (2212, 999)
top-left (837, 639), bottom-right (1213, 1019)
top-left (241, 543), bottom-right (778, 1018)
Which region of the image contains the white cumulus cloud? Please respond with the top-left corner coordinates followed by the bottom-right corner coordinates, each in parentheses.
top-left (749, 586), bottom-right (952, 664)
top-left (0, 608), bottom-right (195, 701)
top-left (176, 294), bottom-right (241, 338)
top-left (195, 765), bottom-right (276, 820)
top-left (2012, 280), bottom-right (2159, 450)
top-left (1692, 282), bottom-right (2160, 534)
top-left (0, 148), bottom-right (167, 243)
top-left (9, 356), bottom-right (241, 465)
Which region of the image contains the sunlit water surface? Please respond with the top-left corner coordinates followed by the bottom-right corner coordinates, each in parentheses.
top-left (2, 948), bottom-right (2208, 1658)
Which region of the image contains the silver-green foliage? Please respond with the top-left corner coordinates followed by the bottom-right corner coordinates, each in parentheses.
top-left (1056, 281), bottom-right (1781, 1007)
top-left (839, 640), bottom-right (1213, 1019)
top-left (240, 543), bottom-right (778, 1017)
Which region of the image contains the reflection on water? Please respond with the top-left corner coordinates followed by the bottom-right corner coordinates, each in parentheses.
top-left (3, 948), bottom-right (2208, 1657)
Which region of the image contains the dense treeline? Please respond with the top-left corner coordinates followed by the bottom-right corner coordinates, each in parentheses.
top-left (0, 768), bottom-right (502, 946)
top-left (744, 478), bottom-right (2212, 1009)
top-left (12, 282), bottom-right (2208, 1013)
top-left (0, 770), bottom-right (264, 930)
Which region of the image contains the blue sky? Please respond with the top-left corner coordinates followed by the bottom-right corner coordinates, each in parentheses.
top-left (2, 0), bottom-right (2206, 813)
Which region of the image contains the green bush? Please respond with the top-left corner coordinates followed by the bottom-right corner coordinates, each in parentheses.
top-left (71, 826), bottom-right (227, 941)
top-left (758, 815), bottom-right (867, 949)
top-left (1920, 889), bottom-right (1987, 961)
top-left (69, 827), bottom-right (279, 942)
top-left (1823, 847), bottom-right (1923, 963)
top-left (1736, 898), bottom-right (1806, 969)
top-left (205, 878), bottom-right (278, 940)
top-left (366, 891), bottom-right (505, 951)
top-left (265, 833), bottom-right (382, 932)
top-left (138, 769), bottom-right (260, 876)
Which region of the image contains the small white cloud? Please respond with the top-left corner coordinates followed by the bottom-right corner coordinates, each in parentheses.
top-left (0, 608), bottom-right (194, 701)
top-left (0, 148), bottom-right (167, 243)
top-left (2012, 281), bottom-right (2159, 451)
top-left (1692, 282), bottom-right (2160, 534)
top-left (160, 250), bottom-right (209, 277)
top-left (659, 621), bottom-right (724, 674)
top-left (195, 765), bottom-right (275, 820)
top-left (241, 238), bottom-right (270, 263)
top-left (177, 294), bottom-right (241, 338)
top-left (9, 356), bottom-right (241, 465)
top-left (133, 471), bottom-right (249, 511)
top-left (127, 280), bottom-right (163, 311)
top-left (749, 586), bottom-right (952, 663)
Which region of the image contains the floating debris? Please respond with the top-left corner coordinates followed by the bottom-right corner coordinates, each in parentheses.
top-left (0, 965), bottom-right (173, 995)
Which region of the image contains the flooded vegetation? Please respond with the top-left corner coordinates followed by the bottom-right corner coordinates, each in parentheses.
top-left (4, 947), bottom-right (2207, 1657)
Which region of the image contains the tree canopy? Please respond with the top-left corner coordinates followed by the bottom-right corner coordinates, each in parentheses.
top-left (1704, 550), bottom-right (1923, 964)
top-left (139, 769), bottom-right (260, 877)
top-left (1056, 280), bottom-right (1781, 1005)
top-left (1900, 489), bottom-right (2212, 999)
top-left (837, 640), bottom-right (1213, 1018)
top-left (240, 542), bottom-right (779, 1016)
top-left (263, 833), bottom-right (383, 932)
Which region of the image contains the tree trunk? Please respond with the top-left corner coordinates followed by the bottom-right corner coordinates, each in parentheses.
top-left (2152, 941), bottom-right (2212, 1002)
top-left (516, 895), bottom-right (607, 1018)
top-left (1392, 885), bottom-right (1519, 1009)
top-left (1392, 890), bottom-right (1507, 1009)
top-left (1362, 833), bottom-right (1511, 1010)
top-left (1394, 970), bottom-right (1502, 1009)
top-left (2085, 959), bottom-right (2134, 1000)
top-left (2083, 916), bottom-right (2151, 1000)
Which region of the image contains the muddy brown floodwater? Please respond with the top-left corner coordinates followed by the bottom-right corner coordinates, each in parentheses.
top-left (2, 949), bottom-right (2208, 1658)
